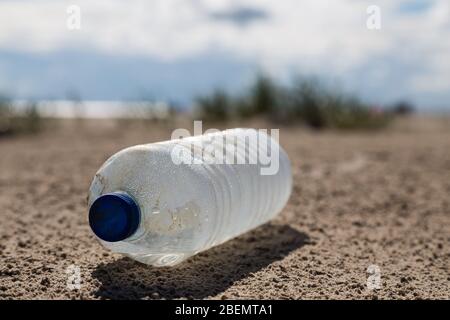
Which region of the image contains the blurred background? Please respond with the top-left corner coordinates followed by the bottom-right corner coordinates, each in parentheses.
top-left (0, 0), bottom-right (449, 133)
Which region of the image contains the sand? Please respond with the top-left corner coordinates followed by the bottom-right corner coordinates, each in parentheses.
top-left (0, 117), bottom-right (449, 300)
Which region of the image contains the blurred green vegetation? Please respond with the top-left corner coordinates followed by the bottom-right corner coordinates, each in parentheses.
top-left (0, 74), bottom-right (413, 138)
top-left (0, 96), bottom-right (42, 136)
top-left (196, 74), bottom-right (393, 130)
top-left (195, 90), bottom-right (231, 122)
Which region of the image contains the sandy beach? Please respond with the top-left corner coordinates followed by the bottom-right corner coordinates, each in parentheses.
top-left (0, 117), bottom-right (449, 299)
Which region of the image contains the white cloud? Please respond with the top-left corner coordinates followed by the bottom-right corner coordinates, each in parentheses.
top-left (0, 0), bottom-right (449, 106)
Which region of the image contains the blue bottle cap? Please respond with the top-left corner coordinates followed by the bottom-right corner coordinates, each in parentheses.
top-left (89, 192), bottom-right (141, 242)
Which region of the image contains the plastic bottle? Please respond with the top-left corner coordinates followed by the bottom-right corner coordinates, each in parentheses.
top-left (88, 128), bottom-right (292, 266)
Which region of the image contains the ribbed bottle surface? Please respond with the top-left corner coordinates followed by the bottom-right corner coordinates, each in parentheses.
top-left (88, 128), bottom-right (292, 266)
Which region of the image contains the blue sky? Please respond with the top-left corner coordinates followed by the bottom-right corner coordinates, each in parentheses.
top-left (0, 0), bottom-right (449, 110)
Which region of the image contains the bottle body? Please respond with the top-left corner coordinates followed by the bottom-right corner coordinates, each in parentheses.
top-left (88, 128), bottom-right (292, 266)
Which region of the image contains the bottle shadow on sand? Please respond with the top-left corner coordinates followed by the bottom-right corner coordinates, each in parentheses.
top-left (92, 223), bottom-right (309, 299)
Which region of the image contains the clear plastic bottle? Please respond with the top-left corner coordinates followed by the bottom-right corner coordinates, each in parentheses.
top-left (88, 128), bottom-right (292, 266)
